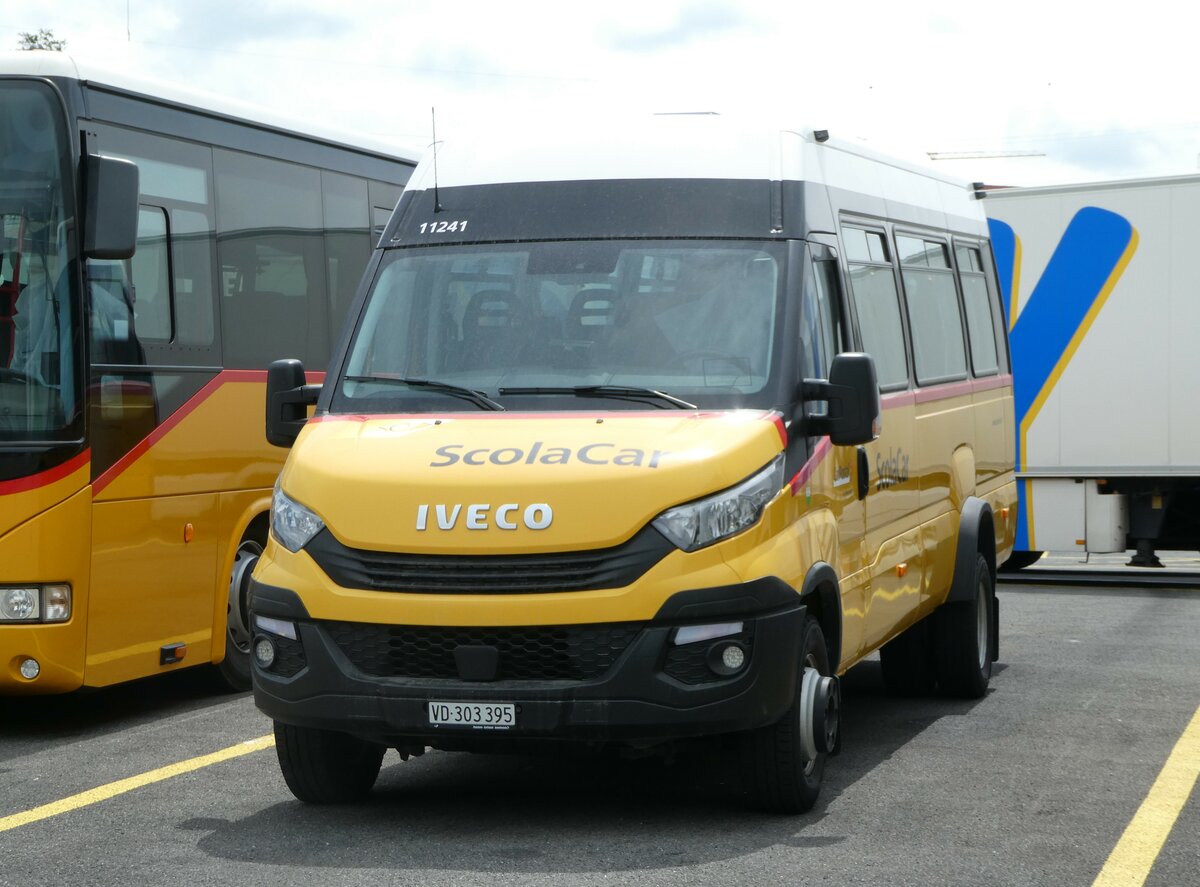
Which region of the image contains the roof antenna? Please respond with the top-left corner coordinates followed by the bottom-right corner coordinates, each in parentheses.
top-left (431, 107), bottom-right (443, 214)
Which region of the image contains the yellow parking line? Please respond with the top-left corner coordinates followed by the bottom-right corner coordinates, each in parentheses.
top-left (0, 734), bottom-right (275, 834)
top-left (1093, 704), bottom-right (1200, 887)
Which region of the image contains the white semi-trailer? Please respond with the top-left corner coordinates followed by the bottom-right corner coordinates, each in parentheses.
top-left (985, 176), bottom-right (1200, 566)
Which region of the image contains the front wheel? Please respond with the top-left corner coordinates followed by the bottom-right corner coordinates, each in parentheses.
top-left (274, 722), bottom-right (386, 803)
top-left (740, 617), bottom-right (836, 814)
top-left (933, 553), bottom-right (995, 698)
top-left (214, 535), bottom-right (263, 691)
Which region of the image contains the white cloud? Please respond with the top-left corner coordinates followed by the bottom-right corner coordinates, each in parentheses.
top-left (5, 0), bottom-right (1200, 186)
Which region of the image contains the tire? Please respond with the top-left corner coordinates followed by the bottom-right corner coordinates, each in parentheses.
top-left (933, 553), bottom-right (994, 699)
top-left (880, 616), bottom-right (937, 696)
top-left (214, 534), bottom-right (264, 692)
top-left (274, 721), bottom-right (386, 804)
top-left (740, 617), bottom-right (831, 814)
top-left (1000, 549), bottom-right (1043, 571)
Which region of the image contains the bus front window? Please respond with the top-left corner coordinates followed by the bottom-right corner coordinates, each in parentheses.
top-left (335, 240), bottom-right (785, 413)
top-left (0, 81), bottom-right (81, 453)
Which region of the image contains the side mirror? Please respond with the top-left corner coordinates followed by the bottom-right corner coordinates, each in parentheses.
top-left (266, 359), bottom-right (321, 447)
top-left (83, 155), bottom-right (139, 260)
top-left (800, 352), bottom-right (881, 446)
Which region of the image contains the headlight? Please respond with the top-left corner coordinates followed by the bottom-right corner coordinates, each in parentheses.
top-left (652, 454), bottom-right (785, 552)
top-left (0, 585), bottom-right (71, 623)
top-left (271, 483), bottom-right (325, 552)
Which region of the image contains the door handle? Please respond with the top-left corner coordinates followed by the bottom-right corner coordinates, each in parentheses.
top-left (857, 447), bottom-right (869, 500)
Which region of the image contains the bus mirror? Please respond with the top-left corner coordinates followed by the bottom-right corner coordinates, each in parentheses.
top-left (266, 359), bottom-right (321, 447)
top-left (82, 155), bottom-right (139, 260)
top-left (801, 352), bottom-right (881, 446)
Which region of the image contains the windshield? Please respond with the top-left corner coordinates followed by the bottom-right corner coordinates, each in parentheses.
top-left (0, 80), bottom-right (80, 446)
top-left (334, 240), bottom-right (785, 412)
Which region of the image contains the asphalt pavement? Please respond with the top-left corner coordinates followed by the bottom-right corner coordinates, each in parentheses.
top-left (1, 582), bottom-right (1197, 887)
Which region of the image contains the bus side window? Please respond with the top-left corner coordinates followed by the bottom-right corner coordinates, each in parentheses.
top-left (955, 242), bottom-right (1001, 376)
top-left (843, 226), bottom-right (909, 389)
top-left (800, 252), bottom-right (843, 379)
top-left (130, 206), bottom-right (172, 342)
top-left (215, 149), bottom-right (327, 369)
top-left (897, 235), bottom-right (967, 385)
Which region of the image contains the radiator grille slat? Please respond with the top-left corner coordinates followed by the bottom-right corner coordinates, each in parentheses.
top-left (305, 526), bottom-right (672, 594)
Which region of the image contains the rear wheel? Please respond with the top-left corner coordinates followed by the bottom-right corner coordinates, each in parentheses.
top-left (740, 617), bottom-right (836, 814)
top-left (274, 721), bottom-right (386, 804)
top-left (933, 553), bottom-right (994, 698)
top-left (215, 531), bottom-right (264, 691)
top-left (1000, 549), bottom-right (1043, 571)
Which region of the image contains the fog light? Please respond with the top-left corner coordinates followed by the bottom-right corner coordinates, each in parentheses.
top-left (706, 640), bottom-right (749, 676)
top-left (253, 636), bottom-right (277, 668)
top-left (1, 588), bottom-right (39, 622)
top-left (19, 658), bottom-right (40, 680)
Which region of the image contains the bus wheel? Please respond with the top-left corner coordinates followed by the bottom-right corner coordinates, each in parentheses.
top-left (274, 721), bottom-right (386, 804)
top-left (215, 534), bottom-right (263, 691)
top-left (934, 553), bottom-right (994, 699)
top-left (740, 617), bottom-right (835, 814)
top-left (880, 616), bottom-right (937, 696)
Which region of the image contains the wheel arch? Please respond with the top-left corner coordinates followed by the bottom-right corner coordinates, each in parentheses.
top-left (948, 496), bottom-right (999, 662)
top-left (799, 562), bottom-right (842, 674)
top-left (949, 497), bottom-right (996, 602)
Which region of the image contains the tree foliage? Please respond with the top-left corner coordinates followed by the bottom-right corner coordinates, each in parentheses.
top-left (18, 29), bottom-right (66, 52)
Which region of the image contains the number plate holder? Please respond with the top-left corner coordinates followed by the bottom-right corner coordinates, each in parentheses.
top-left (428, 700), bottom-right (516, 730)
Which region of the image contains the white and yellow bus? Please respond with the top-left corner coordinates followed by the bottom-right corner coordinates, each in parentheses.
top-left (252, 115), bottom-right (1017, 812)
top-left (0, 53), bottom-right (416, 694)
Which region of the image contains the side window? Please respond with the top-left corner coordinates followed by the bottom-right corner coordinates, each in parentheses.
top-left (215, 149), bottom-right (327, 369)
top-left (956, 243), bottom-right (999, 375)
top-left (800, 256), bottom-right (843, 382)
top-left (94, 124), bottom-right (218, 362)
top-left (322, 172), bottom-right (371, 332)
top-left (898, 234), bottom-right (967, 385)
top-left (130, 206), bottom-right (171, 342)
top-left (843, 225), bottom-right (908, 389)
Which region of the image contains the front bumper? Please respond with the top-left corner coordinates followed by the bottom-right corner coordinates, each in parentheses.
top-left (250, 577), bottom-right (805, 748)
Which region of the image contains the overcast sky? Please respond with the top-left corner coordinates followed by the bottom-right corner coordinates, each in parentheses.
top-left (5, 0), bottom-right (1199, 188)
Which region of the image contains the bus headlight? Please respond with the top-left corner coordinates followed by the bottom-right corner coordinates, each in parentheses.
top-left (1, 588), bottom-right (38, 622)
top-left (271, 483), bottom-right (325, 552)
top-left (0, 585), bottom-right (70, 623)
top-left (652, 455), bottom-right (785, 552)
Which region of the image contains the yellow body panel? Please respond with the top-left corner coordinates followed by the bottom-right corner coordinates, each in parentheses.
top-left (283, 411), bottom-right (783, 552)
top-left (0, 486), bottom-right (92, 693)
top-left (259, 384), bottom-right (1017, 678)
top-left (1, 373), bottom-right (283, 693)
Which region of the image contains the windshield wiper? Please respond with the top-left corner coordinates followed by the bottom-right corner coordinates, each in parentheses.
top-left (343, 375), bottom-right (505, 411)
top-left (498, 385), bottom-right (697, 410)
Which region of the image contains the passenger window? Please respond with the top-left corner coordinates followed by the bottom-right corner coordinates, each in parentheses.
top-left (899, 234), bottom-right (967, 385)
top-left (843, 225), bottom-right (908, 389)
top-left (215, 148), bottom-right (328, 368)
top-left (897, 236), bottom-right (950, 269)
top-left (956, 244), bottom-right (999, 375)
top-left (130, 207), bottom-right (172, 342)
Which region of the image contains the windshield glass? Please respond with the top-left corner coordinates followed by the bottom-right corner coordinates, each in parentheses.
top-left (335, 240), bottom-right (785, 412)
top-left (0, 80), bottom-right (80, 444)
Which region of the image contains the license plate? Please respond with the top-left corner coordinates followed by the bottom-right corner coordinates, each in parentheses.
top-left (428, 700), bottom-right (516, 729)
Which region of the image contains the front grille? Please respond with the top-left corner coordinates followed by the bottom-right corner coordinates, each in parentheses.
top-left (324, 620), bottom-right (641, 681)
top-left (305, 525), bottom-right (673, 594)
top-left (269, 635), bottom-right (307, 678)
